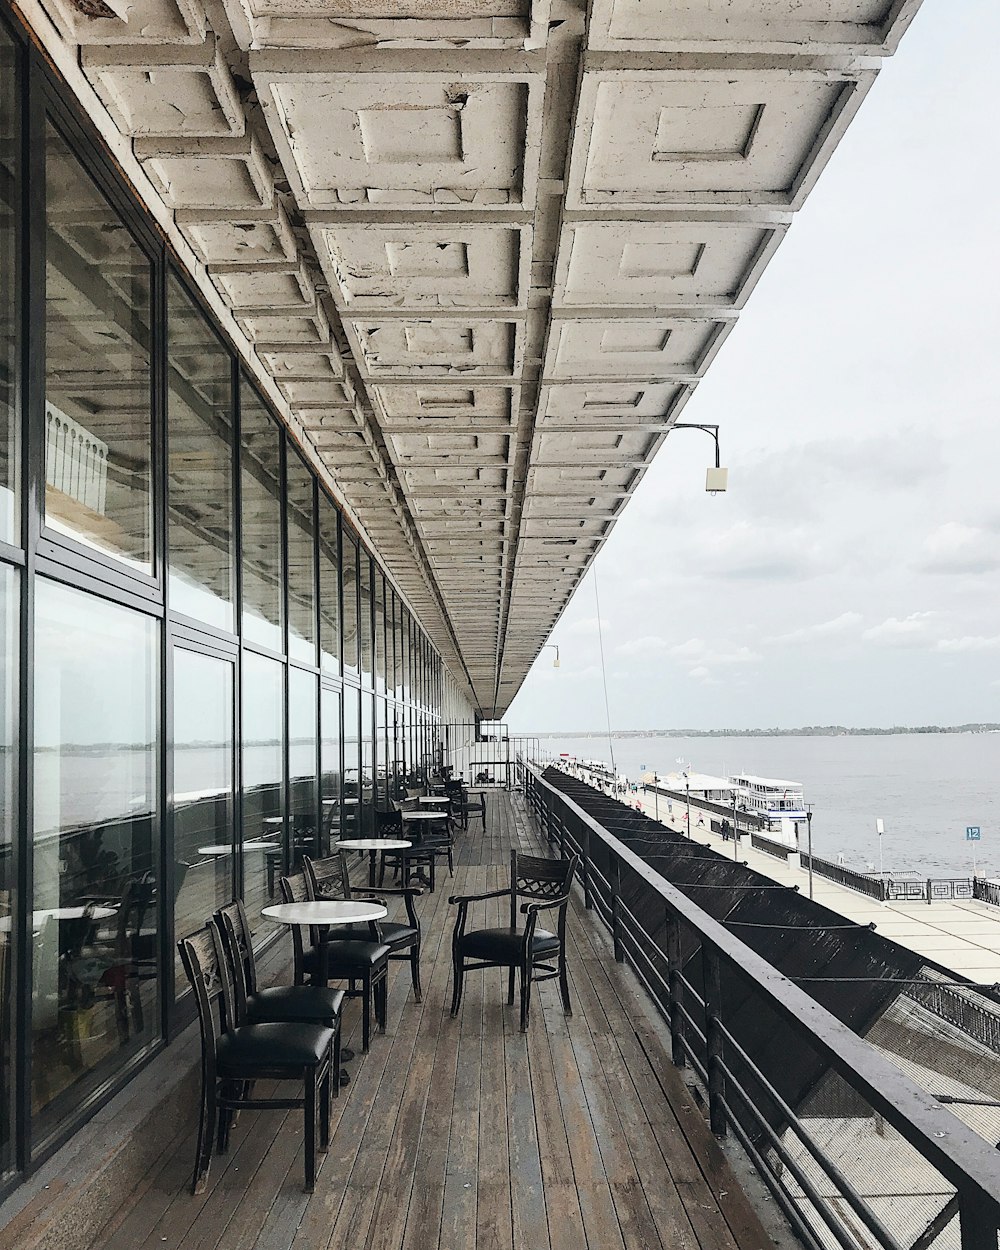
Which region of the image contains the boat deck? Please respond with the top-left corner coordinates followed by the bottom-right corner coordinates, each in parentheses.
top-left (88, 790), bottom-right (772, 1250)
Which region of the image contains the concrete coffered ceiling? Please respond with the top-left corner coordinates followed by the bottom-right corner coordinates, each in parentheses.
top-left (27, 0), bottom-right (922, 715)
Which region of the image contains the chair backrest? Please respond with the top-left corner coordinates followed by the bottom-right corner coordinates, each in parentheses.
top-left (303, 853), bottom-right (350, 903)
top-left (510, 851), bottom-right (578, 931)
top-left (376, 808), bottom-right (403, 837)
top-left (405, 787), bottom-right (426, 800)
top-left (178, 923), bottom-right (238, 1066)
top-left (279, 871), bottom-right (322, 970)
top-left (215, 899), bottom-right (258, 1020)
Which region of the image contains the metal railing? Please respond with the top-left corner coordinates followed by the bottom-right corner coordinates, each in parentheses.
top-left (974, 877), bottom-right (1000, 908)
top-left (750, 831), bottom-right (795, 861)
top-left (523, 762), bottom-right (1000, 1250)
top-left (806, 853), bottom-right (889, 900)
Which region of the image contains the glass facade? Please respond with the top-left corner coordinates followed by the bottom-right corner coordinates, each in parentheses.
top-left (0, 15), bottom-right (446, 1182)
top-left (167, 275), bottom-right (235, 632)
top-left (240, 382), bottom-right (283, 652)
top-left (33, 580), bottom-right (159, 1142)
top-left (45, 121), bottom-right (153, 572)
top-left (0, 27), bottom-right (18, 547)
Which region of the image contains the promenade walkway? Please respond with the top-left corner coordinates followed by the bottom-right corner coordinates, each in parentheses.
top-left (80, 790), bottom-right (774, 1250)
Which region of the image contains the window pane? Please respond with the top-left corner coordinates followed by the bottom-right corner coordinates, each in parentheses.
top-left (0, 31), bottom-right (18, 546)
top-left (320, 686), bottom-right (342, 853)
top-left (342, 685), bottom-right (360, 839)
top-left (241, 651), bottom-right (283, 932)
top-left (287, 453), bottom-right (315, 665)
top-left (391, 591), bottom-right (402, 700)
top-left (0, 566), bottom-right (16, 1176)
top-left (359, 553), bottom-right (373, 688)
top-left (341, 531), bottom-right (359, 680)
top-left (374, 572), bottom-right (386, 696)
top-left (318, 494), bottom-right (339, 673)
top-left (375, 697), bottom-right (388, 810)
top-left (45, 122), bottom-right (152, 570)
top-left (361, 693), bottom-right (374, 836)
top-left (240, 382), bottom-right (282, 652)
top-left (32, 579), bottom-right (159, 1141)
top-left (290, 666), bottom-right (318, 865)
top-left (168, 276), bottom-right (235, 632)
top-left (172, 647), bottom-right (233, 987)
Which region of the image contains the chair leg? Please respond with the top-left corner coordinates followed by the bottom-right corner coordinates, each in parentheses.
top-left (520, 964), bottom-right (532, 1032)
top-left (193, 1077), bottom-right (217, 1195)
top-left (375, 968), bottom-right (387, 1033)
top-left (507, 966), bottom-right (516, 1005)
top-left (559, 950), bottom-right (572, 1016)
top-left (304, 1071), bottom-right (317, 1193)
top-left (450, 954), bottom-right (465, 1017)
top-left (333, 1022), bottom-right (342, 1098)
top-left (362, 972), bottom-right (372, 1052)
top-left (448, 847), bottom-right (454, 876)
top-left (217, 1081), bottom-right (234, 1154)
top-left (410, 944), bottom-right (423, 1003)
top-left (319, 1064), bottom-right (331, 1151)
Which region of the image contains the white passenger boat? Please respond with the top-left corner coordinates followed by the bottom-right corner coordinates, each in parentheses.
top-left (729, 773), bottom-right (808, 837)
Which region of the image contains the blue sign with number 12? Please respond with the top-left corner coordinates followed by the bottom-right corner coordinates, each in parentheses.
top-left (967, 826), bottom-right (982, 841)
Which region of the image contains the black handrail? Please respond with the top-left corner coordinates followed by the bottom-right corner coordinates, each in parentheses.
top-left (523, 761), bottom-right (1000, 1250)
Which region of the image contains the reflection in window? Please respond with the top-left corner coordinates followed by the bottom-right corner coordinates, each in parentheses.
top-left (167, 276), bottom-right (234, 631)
top-left (374, 572), bottom-right (386, 696)
top-left (240, 382), bottom-right (282, 652)
top-left (390, 591), bottom-right (402, 700)
top-left (0, 567), bottom-right (16, 1175)
top-left (172, 647), bottom-right (233, 988)
top-left (359, 553), bottom-right (373, 687)
top-left (287, 453), bottom-right (316, 664)
top-left (375, 697), bottom-right (388, 811)
top-left (320, 686), bottom-right (342, 853)
top-left (342, 686), bottom-right (359, 840)
top-left (0, 31), bottom-right (19, 546)
top-left (341, 531), bottom-right (359, 680)
top-left (241, 652), bottom-right (283, 936)
top-left (361, 694), bottom-right (375, 837)
top-left (32, 579), bottom-right (158, 1142)
top-left (45, 121), bottom-right (152, 570)
top-left (290, 667), bottom-right (318, 864)
top-left (318, 494), bottom-right (340, 674)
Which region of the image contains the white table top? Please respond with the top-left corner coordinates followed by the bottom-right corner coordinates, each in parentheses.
top-left (0, 905), bottom-right (116, 933)
top-left (198, 841), bottom-right (280, 856)
top-left (262, 900), bottom-right (387, 926)
top-left (400, 810), bottom-right (450, 822)
top-left (336, 838), bottom-right (411, 852)
top-left (418, 796), bottom-right (451, 806)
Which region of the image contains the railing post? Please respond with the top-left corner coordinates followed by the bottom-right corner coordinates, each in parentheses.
top-left (959, 1190), bottom-right (998, 1250)
top-left (927, 878), bottom-right (932, 906)
top-left (610, 855), bottom-right (624, 962)
top-left (581, 822), bottom-right (593, 909)
top-left (559, 808), bottom-right (567, 860)
top-left (703, 944), bottom-right (727, 1138)
top-left (665, 908), bottom-right (685, 1068)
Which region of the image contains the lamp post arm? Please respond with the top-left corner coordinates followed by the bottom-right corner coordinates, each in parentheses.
top-left (671, 422), bottom-right (721, 469)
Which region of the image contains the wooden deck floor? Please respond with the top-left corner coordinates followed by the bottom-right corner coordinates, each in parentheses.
top-left (90, 791), bottom-right (773, 1250)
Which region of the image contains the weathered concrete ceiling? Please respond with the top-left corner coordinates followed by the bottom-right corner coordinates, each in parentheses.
top-left (36, 0), bottom-right (921, 715)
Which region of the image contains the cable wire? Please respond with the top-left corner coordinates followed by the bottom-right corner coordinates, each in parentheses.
top-left (593, 568), bottom-right (617, 781)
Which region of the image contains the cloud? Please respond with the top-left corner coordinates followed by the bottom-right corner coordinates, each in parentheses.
top-left (935, 636), bottom-right (1000, 653)
top-left (561, 616), bottom-right (610, 638)
top-left (767, 612), bottom-right (863, 645)
top-left (920, 522), bottom-right (1000, 575)
top-left (669, 638), bottom-right (761, 667)
top-left (862, 612), bottom-right (936, 647)
top-left (683, 521), bottom-right (831, 582)
top-left (616, 635), bottom-right (670, 658)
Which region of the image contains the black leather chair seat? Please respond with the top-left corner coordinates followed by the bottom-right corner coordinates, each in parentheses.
top-left (336, 921), bottom-right (417, 948)
top-left (303, 940), bottom-right (390, 977)
top-left (459, 926), bottom-right (559, 963)
top-left (217, 1022), bottom-right (334, 1074)
top-left (245, 984), bottom-right (345, 1025)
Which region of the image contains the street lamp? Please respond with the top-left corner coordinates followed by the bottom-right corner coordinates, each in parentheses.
top-left (732, 790), bottom-right (739, 862)
top-left (542, 644), bottom-right (560, 668)
top-left (806, 804), bottom-right (814, 900)
top-left (671, 422), bottom-right (729, 494)
top-left (685, 772), bottom-right (691, 839)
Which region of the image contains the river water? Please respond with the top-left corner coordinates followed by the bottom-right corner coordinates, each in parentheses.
top-left (539, 732), bottom-right (1000, 878)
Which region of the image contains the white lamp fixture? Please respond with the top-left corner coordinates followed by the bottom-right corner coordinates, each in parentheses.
top-left (542, 644), bottom-right (560, 668)
top-left (670, 422), bottom-right (728, 493)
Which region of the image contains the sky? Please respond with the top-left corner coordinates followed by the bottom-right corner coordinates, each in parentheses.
top-left (508, 0), bottom-right (1000, 734)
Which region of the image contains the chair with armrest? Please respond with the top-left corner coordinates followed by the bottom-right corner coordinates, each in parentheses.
top-left (177, 923), bottom-right (334, 1194)
top-left (303, 852), bottom-right (424, 1002)
top-left (448, 850), bottom-right (579, 1031)
top-left (214, 899), bottom-right (345, 1083)
top-left (278, 872), bottom-right (388, 1052)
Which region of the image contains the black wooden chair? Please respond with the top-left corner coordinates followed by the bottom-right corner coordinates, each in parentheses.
top-left (449, 851), bottom-right (579, 1030)
top-left (213, 900), bottom-right (346, 1083)
top-left (456, 789), bottom-right (486, 831)
top-left (177, 924), bottom-right (334, 1195)
top-left (380, 805), bottom-right (453, 892)
top-left (303, 853), bottom-right (424, 1002)
top-left (278, 872), bottom-right (388, 1052)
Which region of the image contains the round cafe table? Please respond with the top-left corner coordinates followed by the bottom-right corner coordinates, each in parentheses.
top-left (336, 838), bottom-right (411, 887)
top-left (0, 905), bottom-right (116, 934)
top-left (417, 796), bottom-right (450, 807)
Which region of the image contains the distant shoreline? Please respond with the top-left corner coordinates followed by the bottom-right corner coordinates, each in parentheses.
top-left (529, 725), bottom-right (1000, 739)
